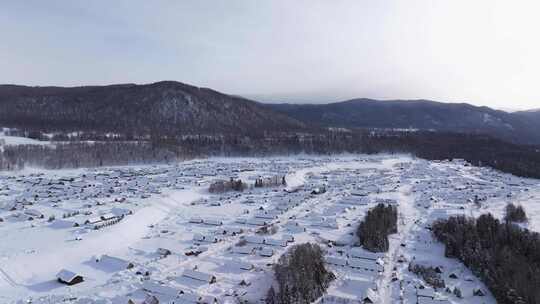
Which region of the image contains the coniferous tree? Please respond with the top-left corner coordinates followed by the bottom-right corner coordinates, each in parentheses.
top-left (357, 203), bottom-right (398, 252)
top-left (432, 213), bottom-right (540, 304)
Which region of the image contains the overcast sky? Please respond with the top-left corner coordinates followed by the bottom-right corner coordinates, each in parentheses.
top-left (1, 1), bottom-right (539, 110)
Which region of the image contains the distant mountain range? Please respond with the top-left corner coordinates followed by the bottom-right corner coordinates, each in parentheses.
top-left (514, 108), bottom-right (540, 120)
top-left (268, 99), bottom-right (540, 144)
top-left (0, 81), bottom-right (538, 144)
top-left (0, 81), bottom-right (304, 136)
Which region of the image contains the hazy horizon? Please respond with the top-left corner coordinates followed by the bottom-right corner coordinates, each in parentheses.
top-left (2, 1), bottom-right (540, 110)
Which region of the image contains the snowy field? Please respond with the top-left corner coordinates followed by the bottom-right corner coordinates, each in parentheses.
top-left (0, 155), bottom-right (539, 304)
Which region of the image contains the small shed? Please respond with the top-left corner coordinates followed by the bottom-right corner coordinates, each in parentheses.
top-left (56, 269), bottom-right (84, 285)
top-left (156, 248), bottom-right (172, 257)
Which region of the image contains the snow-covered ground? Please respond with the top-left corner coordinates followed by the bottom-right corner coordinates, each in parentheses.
top-left (0, 132), bottom-right (52, 148)
top-left (0, 155), bottom-right (538, 303)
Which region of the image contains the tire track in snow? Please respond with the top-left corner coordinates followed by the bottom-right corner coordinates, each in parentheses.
top-left (0, 267), bottom-right (18, 287)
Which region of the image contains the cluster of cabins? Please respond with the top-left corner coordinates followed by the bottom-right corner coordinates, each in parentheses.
top-left (0, 163), bottom-right (233, 226)
top-left (325, 248), bottom-right (385, 278)
top-left (232, 234), bottom-right (295, 257)
top-left (3, 157), bottom-right (523, 303)
top-left (56, 254), bottom-right (135, 286)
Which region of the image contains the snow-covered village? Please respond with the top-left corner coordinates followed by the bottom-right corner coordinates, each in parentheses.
top-left (1, 155), bottom-right (538, 304)
top-left (3, 2), bottom-right (540, 303)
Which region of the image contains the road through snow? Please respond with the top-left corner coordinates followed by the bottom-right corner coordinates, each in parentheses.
top-left (378, 184), bottom-right (418, 304)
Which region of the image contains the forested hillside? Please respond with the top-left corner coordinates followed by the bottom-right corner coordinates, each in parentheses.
top-left (1, 81), bottom-right (540, 179)
top-left (0, 81), bottom-right (305, 137)
top-left (268, 99), bottom-right (540, 145)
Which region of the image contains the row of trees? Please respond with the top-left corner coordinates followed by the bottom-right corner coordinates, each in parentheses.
top-left (432, 213), bottom-right (540, 304)
top-left (208, 178), bottom-right (247, 193)
top-left (0, 141), bottom-right (179, 170)
top-left (2, 131), bottom-right (540, 179)
top-left (267, 243), bottom-right (335, 304)
top-left (255, 175), bottom-right (287, 188)
top-left (356, 203), bottom-right (398, 252)
top-left (408, 263), bottom-right (446, 289)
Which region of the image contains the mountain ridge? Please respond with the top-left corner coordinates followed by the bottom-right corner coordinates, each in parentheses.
top-left (267, 98), bottom-right (540, 144)
top-left (0, 81), bottom-right (538, 144)
top-left (0, 81), bottom-right (306, 137)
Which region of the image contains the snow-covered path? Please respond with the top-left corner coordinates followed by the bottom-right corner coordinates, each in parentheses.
top-left (378, 184), bottom-right (417, 304)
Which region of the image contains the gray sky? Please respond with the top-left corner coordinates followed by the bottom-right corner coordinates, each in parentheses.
top-left (1, 1), bottom-right (539, 110)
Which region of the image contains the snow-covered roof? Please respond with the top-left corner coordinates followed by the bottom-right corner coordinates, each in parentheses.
top-left (265, 238), bottom-right (287, 247)
top-left (418, 298), bottom-right (450, 304)
top-left (417, 287), bottom-right (436, 298)
top-left (349, 248), bottom-right (383, 261)
top-left (100, 212), bottom-right (118, 220)
top-left (245, 235), bottom-right (265, 244)
top-left (98, 254), bottom-right (134, 270)
top-left (233, 245), bottom-right (254, 255)
top-left (325, 256), bottom-right (347, 266)
top-left (203, 218), bottom-right (222, 226)
top-left (142, 281), bottom-right (178, 297)
top-left (258, 247), bottom-right (274, 257)
top-left (56, 269), bottom-right (82, 283)
top-left (347, 259), bottom-right (383, 272)
top-left (182, 269), bottom-right (216, 283)
top-left (177, 292), bottom-right (199, 303)
top-left (24, 209), bottom-right (43, 217)
top-left (247, 218), bottom-right (269, 226)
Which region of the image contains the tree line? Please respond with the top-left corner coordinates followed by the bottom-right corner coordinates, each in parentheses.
top-left (2, 130), bottom-right (540, 180)
top-left (432, 213), bottom-right (540, 304)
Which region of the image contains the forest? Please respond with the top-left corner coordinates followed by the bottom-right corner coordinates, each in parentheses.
top-left (2, 130), bottom-right (540, 180)
top-left (266, 243), bottom-right (335, 304)
top-left (356, 203), bottom-right (398, 252)
top-left (432, 213), bottom-right (540, 304)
